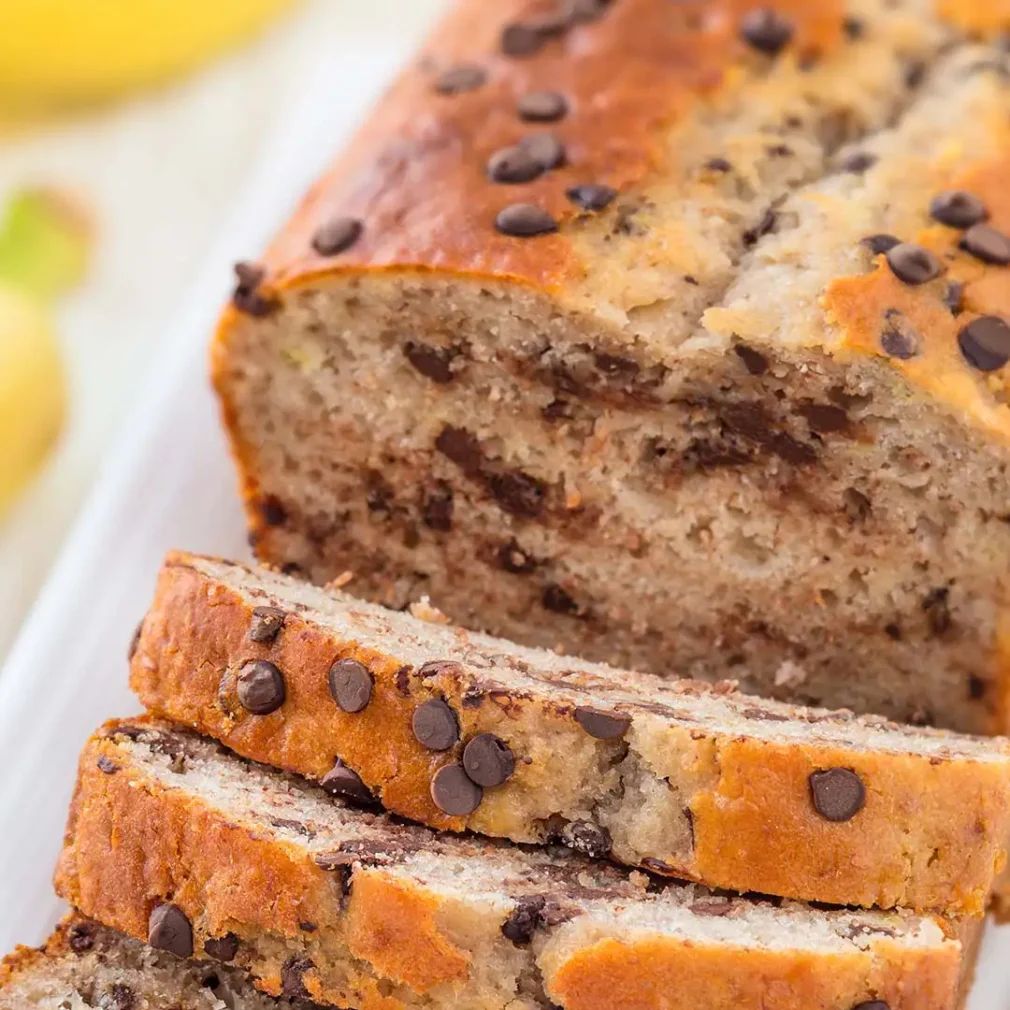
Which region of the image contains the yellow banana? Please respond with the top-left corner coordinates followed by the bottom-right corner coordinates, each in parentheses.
top-left (0, 0), bottom-right (296, 115)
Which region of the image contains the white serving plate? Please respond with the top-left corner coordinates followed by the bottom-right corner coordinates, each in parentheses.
top-left (0, 33), bottom-right (1006, 1010)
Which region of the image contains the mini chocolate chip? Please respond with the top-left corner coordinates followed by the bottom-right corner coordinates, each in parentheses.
top-left (566, 184), bottom-right (617, 212)
top-left (488, 470), bottom-right (545, 518)
top-left (311, 217), bottom-right (362, 257)
top-left (929, 190), bottom-right (987, 229)
top-left (705, 157), bottom-right (733, 173)
top-left (885, 243), bottom-right (942, 285)
top-left (435, 425), bottom-right (482, 473)
top-left (498, 538), bottom-right (537, 574)
top-left (68, 924), bottom-right (95, 952)
top-left (329, 659), bottom-right (373, 713)
top-left (740, 9), bottom-right (793, 54)
top-left (299, 921), bottom-right (317, 932)
top-left (797, 403), bottom-right (848, 433)
top-left (743, 208), bottom-right (776, 246)
top-left (880, 308), bottom-right (920, 359)
top-left (321, 759), bottom-right (376, 805)
top-left (231, 262), bottom-right (274, 317)
top-left (237, 660), bottom-right (286, 715)
top-left (462, 734), bottom-right (516, 787)
top-left (841, 151), bottom-right (876, 174)
top-left (431, 762), bottom-right (483, 815)
top-left (842, 16), bottom-right (864, 39)
top-left (969, 675), bottom-right (986, 700)
top-left (495, 204), bottom-right (558, 237)
top-left (97, 755), bottom-right (119, 775)
top-left (502, 895), bottom-right (547, 944)
top-left (944, 280), bottom-right (965, 315)
top-left (520, 132), bottom-right (565, 171)
top-left (561, 820), bottom-right (612, 858)
top-left (851, 1003), bottom-right (890, 1010)
top-left (404, 341), bottom-right (457, 383)
top-left (733, 344), bottom-right (769, 375)
top-left (689, 900), bottom-right (733, 917)
top-left (501, 22), bottom-right (547, 56)
top-left (248, 606), bottom-right (286, 644)
top-left (109, 984), bottom-right (135, 1010)
top-left (204, 933), bottom-right (239, 962)
top-left (518, 91), bottom-right (568, 122)
top-left (574, 706), bottom-right (631, 740)
top-left (257, 495), bottom-right (287, 526)
top-left (281, 957), bottom-right (313, 1000)
top-left (958, 316), bottom-right (1010, 372)
top-left (434, 64), bottom-right (486, 95)
top-left (960, 224), bottom-right (1010, 265)
top-left (148, 903), bottom-right (193, 958)
top-left (412, 699), bottom-right (460, 751)
top-left (863, 233), bottom-right (900, 256)
top-left (809, 768), bottom-right (866, 821)
top-left (543, 583), bottom-right (582, 616)
top-left (488, 145), bottom-right (544, 184)
top-left (904, 60), bottom-right (926, 88)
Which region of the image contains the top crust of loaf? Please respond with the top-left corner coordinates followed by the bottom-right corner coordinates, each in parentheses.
top-left (131, 551), bottom-right (1010, 915)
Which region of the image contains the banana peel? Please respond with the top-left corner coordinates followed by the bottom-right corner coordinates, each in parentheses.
top-left (0, 188), bottom-right (89, 518)
top-left (0, 0), bottom-right (297, 117)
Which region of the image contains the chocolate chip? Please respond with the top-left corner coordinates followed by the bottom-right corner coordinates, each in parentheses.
top-left (148, 903), bottom-right (193, 958)
top-left (281, 957), bottom-right (313, 1000)
top-left (863, 233), bottom-right (900, 256)
top-left (231, 262), bottom-right (274, 317)
top-left (574, 707), bottom-right (631, 740)
top-left (734, 344), bottom-right (769, 375)
top-left (743, 208), bottom-right (776, 246)
top-left (520, 132), bottom-right (565, 171)
top-left (689, 900), bottom-right (733, 917)
top-left (944, 280), bottom-right (965, 315)
top-left (904, 60), bottom-right (926, 88)
top-left (518, 91), bottom-right (568, 122)
top-left (958, 316), bottom-right (1010, 372)
top-left (488, 145), bottom-right (544, 184)
top-left (969, 675), bottom-right (986, 700)
top-left (404, 341), bottom-right (457, 383)
top-left (960, 224), bottom-right (1010, 265)
top-left (257, 495), bottom-right (287, 526)
top-left (566, 184), bottom-right (617, 212)
top-left (237, 660), bottom-right (286, 715)
top-left (842, 16), bottom-right (864, 39)
top-left (321, 759), bottom-right (375, 805)
top-left (841, 151), bottom-right (876, 174)
top-left (108, 984), bottom-right (135, 1010)
top-left (929, 191), bottom-right (987, 229)
top-left (68, 923), bottom-right (95, 953)
top-left (431, 762), bottom-right (483, 815)
top-left (561, 820), bottom-right (612, 858)
top-left (498, 539), bottom-right (537, 574)
top-left (433, 64), bottom-right (486, 95)
top-left (435, 426), bottom-right (482, 474)
top-left (880, 308), bottom-right (920, 359)
top-left (495, 204), bottom-right (558, 237)
top-left (248, 606), bottom-right (286, 644)
top-left (739, 9), bottom-right (793, 54)
top-left (705, 157), bottom-right (733, 173)
top-left (311, 217), bottom-right (362, 257)
top-left (501, 22), bottom-right (548, 56)
top-left (488, 470), bottom-right (545, 518)
top-left (412, 699), bottom-right (460, 751)
top-left (885, 243), bottom-right (942, 285)
top-left (97, 755), bottom-right (119, 775)
top-left (328, 659), bottom-right (373, 713)
top-left (543, 583), bottom-right (582, 616)
top-left (501, 895), bottom-right (547, 944)
top-left (203, 933), bottom-right (239, 962)
top-left (851, 1003), bottom-right (889, 1010)
top-left (809, 768), bottom-right (865, 821)
top-left (423, 482), bottom-right (454, 531)
top-left (797, 403), bottom-right (848, 434)
top-left (462, 734), bottom-right (516, 787)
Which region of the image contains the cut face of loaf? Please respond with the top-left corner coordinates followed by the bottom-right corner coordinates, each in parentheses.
top-left (56, 719), bottom-right (974, 1010)
top-left (213, 0), bottom-right (1010, 734)
top-left (0, 914), bottom-right (296, 1010)
top-left (131, 552), bottom-right (1010, 915)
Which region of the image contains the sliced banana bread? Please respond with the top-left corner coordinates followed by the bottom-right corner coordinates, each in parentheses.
top-left (56, 719), bottom-right (980, 1010)
top-left (130, 551), bottom-right (1010, 915)
top-left (212, 0), bottom-right (1010, 733)
top-left (0, 914), bottom-right (299, 1010)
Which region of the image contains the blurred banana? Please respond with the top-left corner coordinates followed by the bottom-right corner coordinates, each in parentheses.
top-left (0, 0), bottom-right (296, 114)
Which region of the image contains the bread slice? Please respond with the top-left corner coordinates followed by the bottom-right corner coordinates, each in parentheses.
top-left (131, 551), bottom-right (1010, 915)
top-left (56, 719), bottom-right (979, 1010)
top-left (0, 914), bottom-right (299, 1010)
top-left (212, 0), bottom-right (1010, 735)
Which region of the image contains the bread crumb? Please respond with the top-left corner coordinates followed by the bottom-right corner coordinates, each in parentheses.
top-left (325, 570), bottom-right (354, 590)
top-left (409, 597), bottom-right (451, 624)
top-left (774, 660), bottom-right (807, 688)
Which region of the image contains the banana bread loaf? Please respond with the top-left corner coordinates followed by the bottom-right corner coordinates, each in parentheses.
top-left (56, 719), bottom-right (979, 1010)
top-left (0, 914), bottom-right (300, 1010)
top-left (131, 551), bottom-right (1010, 915)
top-left (212, 0), bottom-right (1010, 733)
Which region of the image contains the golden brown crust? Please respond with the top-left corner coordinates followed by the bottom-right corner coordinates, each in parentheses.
top-left (55, 720), bottom-right (974, 1010)
top-left (130, 551), bottom-right (1010, 915)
